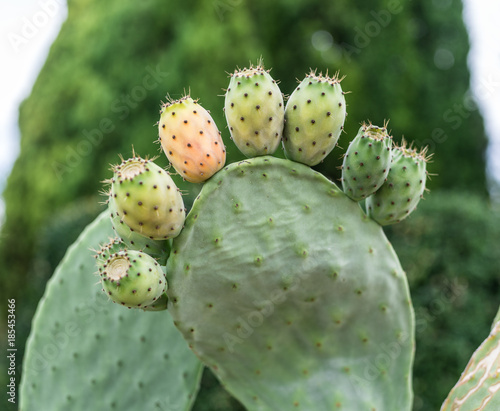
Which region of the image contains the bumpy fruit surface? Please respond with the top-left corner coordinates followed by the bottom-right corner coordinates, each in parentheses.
top-left (110, 156), bottom-right (185, 240)
top-left (96, 239), bottom-right (167, 308)
top-left (366, 141), bottom-right (428, 225)
top-left (108, 196), bottom-right (169, 264)
top-left (158, 96), bottom-right (226, 183)
top-left (283, 71), bottom-right (346, 166)
top-left (224, 64), bottom-right (284, 157)
top-left (342, 122), bottom-right (392, 201)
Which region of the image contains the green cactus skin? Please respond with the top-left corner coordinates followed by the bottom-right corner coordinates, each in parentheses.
top-left (166, 156), bottom-right (414, 411)
top-left (158, 96), bottom-right (226, 183)
top-left (224, 64), bottom-right (284, 157)
top-left (108, 196), bottom-right (169, 264)
top-left (282, 71), bottom-right (346, 166)
top-left (366, 141), bottom-right (428, 225)
top-left (441, 316), bottom-right (500, 410)
top-left (110, 155), bottom-right (185, 240)
top-left (20, 211), bottom-right (203, 411)
top-left (96, 239), bottom-right (167, 309)
top-left (341, 123), bottom-right (392, 201)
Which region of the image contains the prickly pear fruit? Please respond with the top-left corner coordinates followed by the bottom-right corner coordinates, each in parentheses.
top-left (110, 156), bottom-right (185, 240)
top-left (224, 64), bottom-right (284, 157)
top-left (366, 140), bottom-right (428, 225)
top-left (96, 239), bottom-right (167, 309)
top-left (158, 96), bottom-right (226, 183)
top-left (108, 196), bottom-right (169, 264)
top-left (341, 122), bottom-right (392, 201)
top-left (283, 71), bottom-right (346, 166)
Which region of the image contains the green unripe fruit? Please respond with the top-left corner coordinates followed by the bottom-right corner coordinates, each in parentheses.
top-left (96, 240), bottom-right (167, 308)
top-left (366, 141), bottom-right (428, 225)
top-left (224, 64), bottom-right (284, 157)
top-left (283, 71), bottom-right (346, 166)
top-left (110, 155), bottom-right (185, 240)
top-left (108, 196), bottom-right (169, 264)
top-left (342, 123), bottom-right (392, 201)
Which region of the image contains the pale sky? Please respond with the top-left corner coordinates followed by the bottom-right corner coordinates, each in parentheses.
top-left (0, 0), bottom-right (499, 225)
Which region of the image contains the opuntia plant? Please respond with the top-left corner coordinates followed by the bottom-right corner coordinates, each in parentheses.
top-left (282, 70), bottom-right (346, 166)
top-left (158, 96), bottom-right (226, 183)
top-left (224, 62), bottom-right (284, 157)
top-left (341, 122), bottom-right (392, 201)
top-left (20, 61), bottom-right (498, 411)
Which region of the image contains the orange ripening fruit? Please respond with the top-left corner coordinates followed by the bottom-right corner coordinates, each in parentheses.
top-left (158, 96), bottom-right (226, 183)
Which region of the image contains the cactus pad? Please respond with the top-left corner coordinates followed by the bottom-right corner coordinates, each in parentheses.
top-left (166, 156), bottom-right (414, 410)
top-left (20, 211), bottom-right (203, 411)
top-left (441, 316), bottom-right (500, 410)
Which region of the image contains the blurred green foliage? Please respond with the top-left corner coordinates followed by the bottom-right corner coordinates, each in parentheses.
top-left (0, 0), bottom-right (494, 409)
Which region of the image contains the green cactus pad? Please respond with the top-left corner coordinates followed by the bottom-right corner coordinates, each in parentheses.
top-left (441, 317), bottom-right (500, 410)
top-left (110, 156), bottom-right (185, 239)
top-left (167, 156), bottom-right (414, 410)
top-left (366, 142), bottom-right (428, 225)
top-left (342, 123), bottom-right (392, 201)
top-left (283, 72), bottom-right (346, 166)
top-left (20, 211), bottom-right (203, 411)
top-left (224, 64), bottom-right (284, 157)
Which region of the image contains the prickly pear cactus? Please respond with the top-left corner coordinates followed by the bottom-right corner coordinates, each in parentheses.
top-left (282, 71), bottom-right (346, 166)
top-left (158, 96), bottom-right (226, 183)
top-left (96, 238), bottom-right (167, 309)
top-left (19, 211), bottom-right (203, 411)
top-left (224, 64), bottom-right (284, 157)
top-left (108, 196), bottom-right (169, 264)
top-left (366, 141), bottom-right (428, 225)
top-left (166, 156), bottom-right (415, 410)
top-left (341, 122), bottom-right (392, 201)
top-left (110, 155), bottom-right (185, 239)
top-left (441, 310), bottom-right (500, 411)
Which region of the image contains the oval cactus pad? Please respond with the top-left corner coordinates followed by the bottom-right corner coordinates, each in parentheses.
top-left (20, 211), bottom-right (203, 411)
top-left (167, 156), bottom-right (414, 411)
